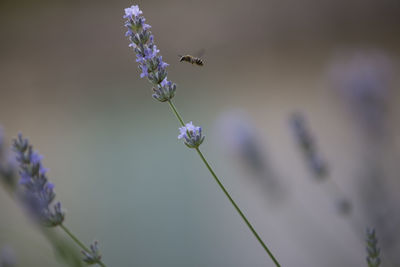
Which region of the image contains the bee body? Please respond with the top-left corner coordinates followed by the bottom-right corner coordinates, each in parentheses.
top-left (179, 55), bottom-right (204, 66)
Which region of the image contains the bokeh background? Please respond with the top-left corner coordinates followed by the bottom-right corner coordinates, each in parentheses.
top-left (1, 0), bottom-right (400, 266)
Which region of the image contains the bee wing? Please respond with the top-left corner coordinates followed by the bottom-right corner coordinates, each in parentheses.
top-left (194, 48), bottom-right (206, 58)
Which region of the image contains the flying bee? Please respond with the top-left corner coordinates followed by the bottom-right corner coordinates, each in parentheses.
top-left (178, 49), bottom-right (205, 66)
top-left (179, 55), bottom-right (204, 66)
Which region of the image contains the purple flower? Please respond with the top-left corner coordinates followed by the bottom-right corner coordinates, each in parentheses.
top-left (328, 50), bottom-right (392, 138)
top-left (142, 23), bottom-right (151, 31)
top-left (82, 241), bottom-right (102, 265)
top-left (160, 78), bottom-right (169, 87)
top-left (124, 4), bottom-right (177, 101)
top-left (144, 46), bottom-right (159, 60)
top-left (19, 172), bottom-right (31, 185)
top-left (152, 78), bottom-right (176, 102)
top-left (124, 5), bottom-right (142, 19)
top-left (12, 133), bottom-right (64, 227)
top-left (135, 54), bottom-right (145, 63)
top-left (159, 58), bottom-right (169, 69)
top-left (290, 113), bottom-right (328, 179)
top-left (140, 64), bottom-right (148, 78)
top-left (178, 122), bottom-right (205, 148)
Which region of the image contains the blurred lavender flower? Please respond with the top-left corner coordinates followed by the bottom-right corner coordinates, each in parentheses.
top-left (216, 111), bottom-right (266, 173)
top-left (366, 228), bottom-right (381, 267)
top-left (12, 133), bottom-right (65, 227)
top-left (124, 5), bottom-right (176, 102)
top-left (330, 51), bottom-right (400, 264)
top-left (178, 122), bottom-right (205, 148)
top-left (82, 241), bottom-right (102, 265)
top-left (290, 113), bottom-right (353, 216)
top-left (0, 246), bottom-right (16, 267)
top-left (214, 111), bottom-right (282, 199)
top-left (329, 51), bottom-right (393, 138)
top-left (1, 131), bottom-right (97, 266)
top-left (290, 113), bottom-right (328, 180)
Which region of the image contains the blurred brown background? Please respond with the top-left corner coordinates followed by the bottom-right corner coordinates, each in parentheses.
top-left (1, 0), bottom-right (400, 266)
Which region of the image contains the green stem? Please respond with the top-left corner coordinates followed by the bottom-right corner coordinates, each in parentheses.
top-left (167, 99), bottom-right (185, 126)
top-left (60, 224), bottom-right (107, 267)
top-left (167, 99), bottom-right (281, 267)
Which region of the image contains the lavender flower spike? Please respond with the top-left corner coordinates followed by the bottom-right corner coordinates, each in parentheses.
top-left (290, 113), bottom-right (328, 179)
top-left (124, 5), bottom-right (176, 102)
top-left (366, 228), bottom-right (381, 267)
top-left (82, 241), bottom-right (102, 265)
top-left (178, 122), bottom-right (205, 148)
top-left (12, 133), bottom-right (65, 227)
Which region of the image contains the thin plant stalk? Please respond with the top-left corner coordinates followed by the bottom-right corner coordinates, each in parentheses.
top-left (167, 100), bottom-right (281, 267)
top-left (1, 178), bottom-right (85, 266)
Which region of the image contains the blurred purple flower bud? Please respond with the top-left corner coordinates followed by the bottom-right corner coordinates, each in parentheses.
top-left (82, 241), bottom-right (102, 265)
top-left (290, 113), bottom-right (328, 180)
top-left (328, 50), bottom-right (393, 138)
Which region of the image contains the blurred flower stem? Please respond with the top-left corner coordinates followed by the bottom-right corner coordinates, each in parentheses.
top-left (59, 224), bottom-right (107, 267)
top-left (1, 173), bottom-right (85, 267)
top-left (167, 100), bottom-right (281, 267)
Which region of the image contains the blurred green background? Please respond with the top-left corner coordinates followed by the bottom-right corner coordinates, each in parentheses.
top-left (1, 0), bottom-right (400, 266)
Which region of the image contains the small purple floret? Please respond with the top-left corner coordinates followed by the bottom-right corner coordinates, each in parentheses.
top-left (178, 122), bottom-right (205, 148)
